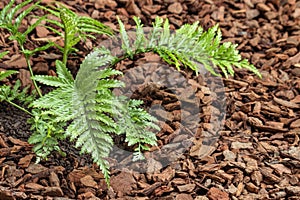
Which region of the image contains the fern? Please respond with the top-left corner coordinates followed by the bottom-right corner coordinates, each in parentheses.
top-left (40, 5), bottom-right (113, 65)
top-left (28, 109), bottom-right (66, 163)
top-left (117, 16), bottom-right (261, 78)
top-left (31, 48), bottom-right (158, 184)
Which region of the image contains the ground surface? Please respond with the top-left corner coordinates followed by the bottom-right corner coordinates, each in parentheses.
top-left (0, 0), bottom-right (300, 199)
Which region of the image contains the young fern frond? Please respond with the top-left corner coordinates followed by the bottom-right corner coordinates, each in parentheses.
top-left (117, 16), bottom-right (261, 78)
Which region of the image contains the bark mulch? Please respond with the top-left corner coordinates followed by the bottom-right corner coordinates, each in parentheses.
top-left (0, 0), bottom-right (300, 199)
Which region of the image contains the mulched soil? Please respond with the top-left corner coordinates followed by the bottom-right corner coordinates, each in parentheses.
top-left (1, 0), bottom-right (300, 199)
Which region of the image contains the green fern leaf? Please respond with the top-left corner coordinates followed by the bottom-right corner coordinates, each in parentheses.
top-left (133, 16), bottom-right (146, 53)
top-left (117, 16), bottom-right (132, 57)
top-left (0, 0), bottom-right (15, 24)
top-left (14, 1), bottom-right (39, 29)
top-left (55, 60), bottom-right (74, 82)
top-left (0, 0), bottom-right (38, 35)
top-left (0, 70), bottom-right (18, 81)
top-left (33, 75), bottom-right (68, 88)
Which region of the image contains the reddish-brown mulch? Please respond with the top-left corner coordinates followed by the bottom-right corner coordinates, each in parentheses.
top-left (0, 0), bottom-right (300, 199)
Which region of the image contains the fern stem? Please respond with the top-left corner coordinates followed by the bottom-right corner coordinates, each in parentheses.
top-left (20, 45), bottom-right (43, 97)
top-left (62, 31), bottom-right (68, 66)
top-left (5, 100), bottom-right (32, 116)
top-left (62, 44), bottom-right (68, 66)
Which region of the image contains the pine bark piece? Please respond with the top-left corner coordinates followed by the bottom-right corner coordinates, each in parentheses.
top-left (168, 2), bottom-right (183, 14)
top-left (273, 96), bottom-right (300, 109)
top-left (207, 187), bottom-right (229, 200)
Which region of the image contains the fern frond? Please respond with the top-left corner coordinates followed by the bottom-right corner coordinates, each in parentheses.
top-left (0, 80), bottom-right (34, 105)
top-left (0, 0), bottom-right (38, 35)
top-left (40, 5), bottom-right (113, 63)
top-left (68, 49), bottom-right (119, 183)
top-left (148, 17), bottom-right (164, 48)
top-left (158, 18), bottom-right (170, 46)
top-left (14, 1), bottom-right (40, 30)
top-left (28, 109), bottom-right (66, 162)
top-left (31, 46), bottom-right (159, 184)
top-left (0, 0), bottom-right (15, 24)
top-left (32, 48), bottom-right (122, 183)
top-left (113, 97), bottom-right (159, 160)
top-left (116, 16), bottom-right (261, 78)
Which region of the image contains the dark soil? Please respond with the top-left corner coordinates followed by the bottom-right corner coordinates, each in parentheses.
top-left (0, 0), bottom-right (300, 199)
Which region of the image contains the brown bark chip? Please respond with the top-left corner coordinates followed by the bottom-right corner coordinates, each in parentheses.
top-left (207, 187), bottom-right (229, 200)
top-left (168, 2), bottom-right (183, 14)
top-left (110, 171), bottom-right (136, 196)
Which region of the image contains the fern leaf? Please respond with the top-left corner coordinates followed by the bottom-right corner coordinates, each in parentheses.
top-left (0, 0), bottom-right (15, 24)
top-left (113, 97), bottom-right (159, 158)
top-left (0, 51), bottom-right (9, 59)
top-left (67, 49), bottom-right (119, 183)
top-left (0, 70), bottom-right (17, 81)
top-left (117, 16), bottom-right (132, 57)
top-left (55, 60), bottom-right (74, 82)
top-left (14, 1), bottom-right (39, 29)
top-left (158, 18), bottom-right (170, 46)
top-left (148, 17), bottom-right (164, 47)
top-left (133, 16), bottom-right (146, 53)
top-left (23, 15), bottom-right (47, 37)
top-left (33, 75), bottom-right (66, 87)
